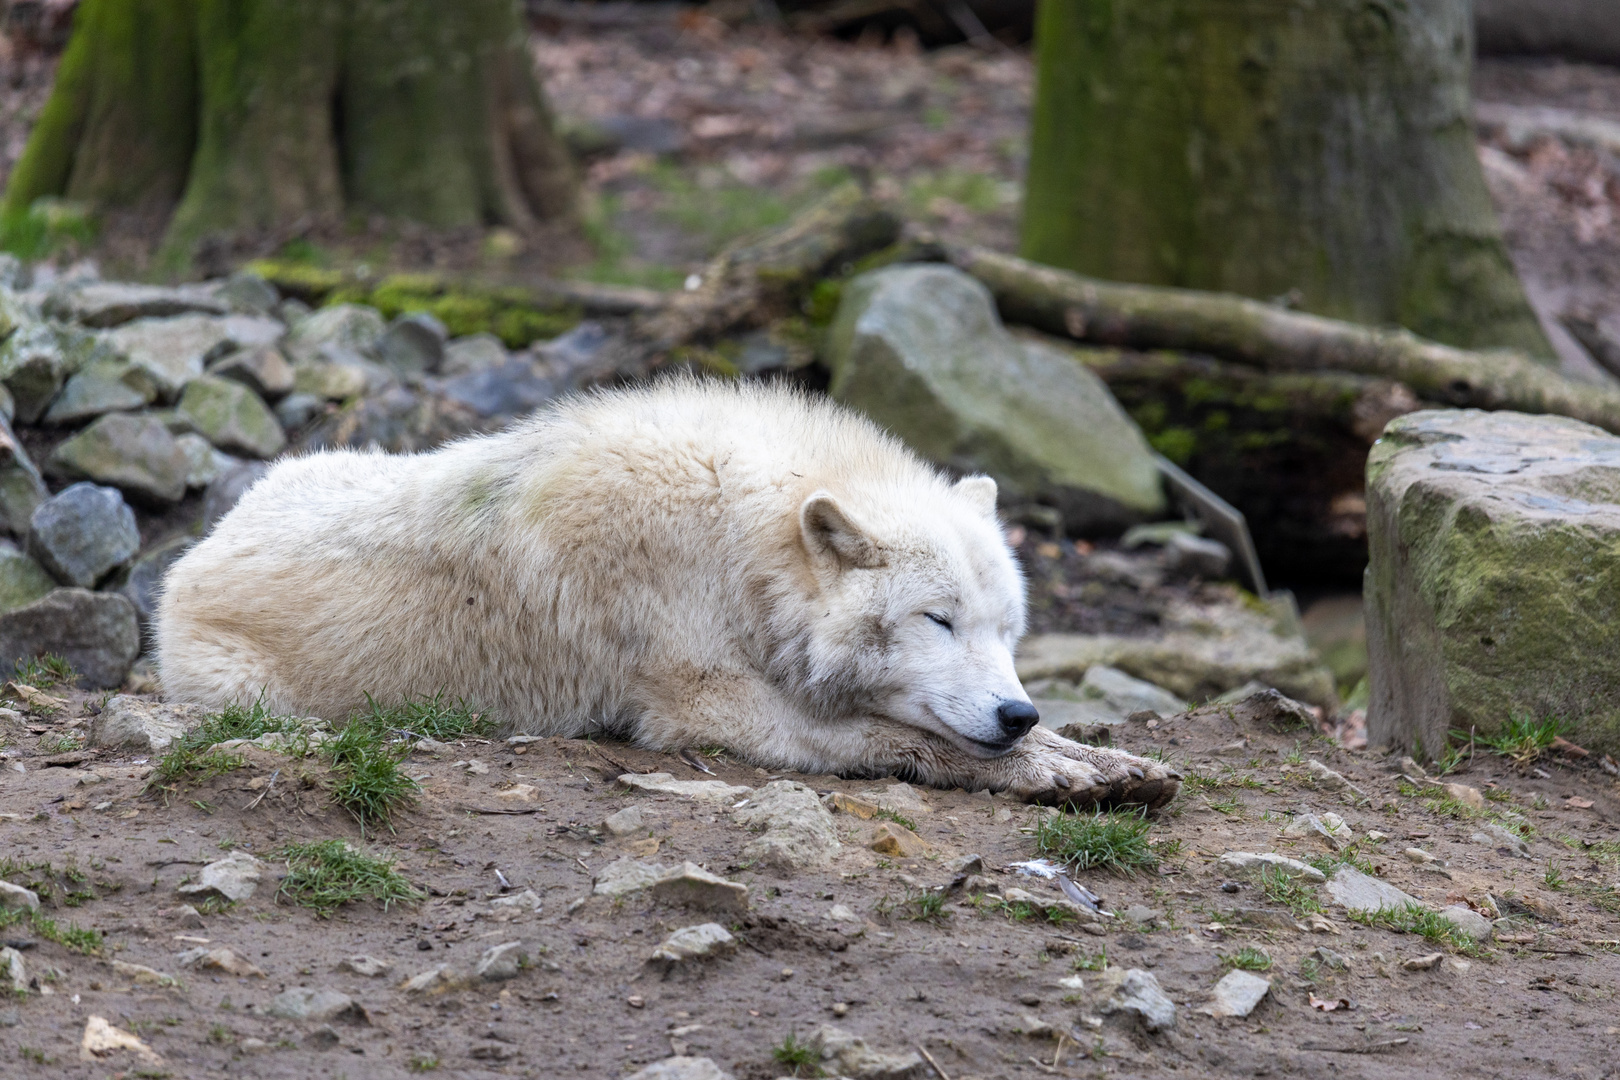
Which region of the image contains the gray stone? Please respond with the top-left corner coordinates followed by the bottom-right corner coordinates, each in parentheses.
top-left (473, 940), bottom-right (528, 982)
top-left (202, 460), bottom-right (271, 532)
top-left (44, 281), bottom-right (227, 327)
top-left (0, 587), bottom-right (139, 688)
top-left (47, 414), bottom-right (190, 504)
top-left (117, 535), bottom-right (195, 636)
top-left (42, 359), bottom-right (157, 424)
top-left (266, 987), bottom-right (364, 1023)
top-left (1471, 822), bottom-right (1533, 858)
top-left (604, 805), bottom-right (646, 836)
top-left (811, 1024), bottom-right (925, 1078)
top-left (0, 946), bottom-right (23, 993)
top-left (735, 779), bottom-right (841, 871)
top-left (593, 857), bottom-right (671, 899)
top-left (488, 889), bottom-right (541, 913)
top-left (208, 345), bottom-right (294, 400)
top-left (291, 358), bottom-right (392, 401)
top-left (274, 391), bottom-right (326, 431)
top-left (1215, 852), bottom-right (1327, 884)
top-left (334, 955), bottom-right (392, 978)
top-left (283, 304), bottom-right (386, 364)
top-left (377, 313), bottom-right (447, 375)
top-left (178, 850), bottom-right (266, 903)
top-left (439, 357), bottom-right (558, 418)
top-left (175, 433), bottom-right (237, 489)
top-left (27, 482), bottom-right (140, 585)
top-left (652, 863), bottom-right (749, 914)
top-left (440, 332), bottom-right (508, 376)
top-left (826, 263), bottom-right (1164, 533)
top-left (1324, 867), bottom-right (1424, 914)
top-left (1035, 664), bottom-right (1187, 732)
top-left (207, 273), bottom-right (279, 315)
top-left (1281, 812), bottom-right (1353, 851)
top-left (1437, 904), bottom-right (1494, 940)
top-left (177, 374), bottom-right (286, 458)
top-left (1097, 969), bottom-right (1177, 1032)
top-left (535, 321), bottom-right (612, 386)
top-left (0, 543), bottom-right (55, 614)
top-left (0, 321), bottom-right (72, 422)
top-left (650, 923), bottom-right (736, 963)
top-left (0, 416), bottom-right (47, 537)
top-left (0, 880), bottom-right (40, 911)
top-left (102, 314), bottom-right (235, 400)
top-left (1367, 409), bottom-right (1620, 757)
top-left (1204, 969), bottom-right (1270, 1018)
top-left (624, 1058), bottom-right (733, 1080)
top-left (292, 384), bottom-right (481, 455)
top-left (618, 772), bottom-right (753, 804)
top-left (1164, 532), bottom-right (1233, 579)
top-left (91, 696), bottom-right (211, 752)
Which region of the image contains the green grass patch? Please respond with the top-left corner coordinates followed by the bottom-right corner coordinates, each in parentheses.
top-left (1305, 844), bottom-right (1375, 878)
top-left (275, 840), bottom-right (423, 917)
top-left (1072, 947), bottom-right (1107, 971)
top-left (321, 721), bottom-right (416, 833)
top-left (0, 903), bottom-right (103, 955)
top-left (359, 692), bottom-right (491, 742)
top-left (1034, 810), bottom-right (1161, 875)
top-left (0, 198), bottom-right (94, 260)
top-left (1346, 901), bottom-right (1482, 955)
top-left (1469, 714), bottom-right (1564, 768)
top-left (408, 1053), bottom-right (441, 1073)
top-left (873, 807), bottom-right (917, 833)
top-left (148, 699), bottom-right (314, 790)
top-left (35, 733), bottom-right (81, 754)
top-left (12, 654), bottom-right (78, 690)
top-left (1220, 946), bottom-right (1272, 972)
top-left (1255, 865), bottom-right (1323, 918)
top-left (771, 1032), bottom-right (821, 1077)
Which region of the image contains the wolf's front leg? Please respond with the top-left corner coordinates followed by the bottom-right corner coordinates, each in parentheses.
top-left (866, 723), bottom-right (1182, 811)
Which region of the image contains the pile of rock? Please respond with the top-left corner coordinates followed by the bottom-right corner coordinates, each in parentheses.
top-left (0, 257), bottom-right (605, 687)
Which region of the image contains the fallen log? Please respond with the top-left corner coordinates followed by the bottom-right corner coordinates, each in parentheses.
top-left (946, 245), bottom-right (1620, 437)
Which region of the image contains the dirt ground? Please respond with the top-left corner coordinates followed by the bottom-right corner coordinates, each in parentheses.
top-left (0, 663), bottom-right (1617, 1080)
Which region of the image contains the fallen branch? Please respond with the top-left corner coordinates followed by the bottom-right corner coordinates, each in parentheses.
top-left (945, 245), bottom-right (1620, 436)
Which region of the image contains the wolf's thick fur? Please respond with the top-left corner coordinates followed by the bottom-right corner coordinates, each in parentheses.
top-left (157, 380), bottom-right (1177, 806)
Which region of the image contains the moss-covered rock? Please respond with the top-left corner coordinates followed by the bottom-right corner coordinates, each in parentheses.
top-left (0, 543), bottom-right (56, 614)
top-left (177, 375), bottom-right (286, 459)
top-left (825, 263), bottom-right (1164, 534)
top-left (47, 414), bottom-right (191, 506)
top-left (1366, 409), bottom-right (1620, 757)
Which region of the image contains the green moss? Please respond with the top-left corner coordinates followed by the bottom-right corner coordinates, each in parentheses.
top-left (1148, 427), bottom-right (1197, 464)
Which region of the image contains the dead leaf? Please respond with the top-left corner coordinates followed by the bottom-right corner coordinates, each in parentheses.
top-left (1566, 796), bottom-right (1595, 809)
top-left (1309, 994), bottom-right (1351, 1012)
top-left (7, 682), bottom-right (67, 713)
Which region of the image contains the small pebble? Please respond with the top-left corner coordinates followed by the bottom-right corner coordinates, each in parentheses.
top-left (1402, 953), bottom-right (1443, 971)
top-left (832, 1002), bottom-right (849, 1016)
top-left (1018, 993), bottom-right (1041, 1006)
top-left (416, 940), bottom-right (433, 951)
top-left (1221, 881), bottom-right (1242, 893)
top-left (780, 968), bottom-right (794, 980)
top-left (627, 995), bottom-right (645, 1008)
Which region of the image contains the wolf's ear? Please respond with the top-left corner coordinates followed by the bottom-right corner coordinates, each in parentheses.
top-left (955, 475), bottom-right (998, 517)
top-left (800, 492), bottom-right (884, 571)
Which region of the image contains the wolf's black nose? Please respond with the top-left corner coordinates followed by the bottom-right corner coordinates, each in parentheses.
top-left (996, 700), bottom-right (1040, 738)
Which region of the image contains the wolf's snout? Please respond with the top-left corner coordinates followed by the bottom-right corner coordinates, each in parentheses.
top-left (995, 700), bottom-right (1040, 739)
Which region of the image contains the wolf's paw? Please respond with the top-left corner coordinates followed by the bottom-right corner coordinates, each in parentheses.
top-left (1002, 728), bottom-right (1181, 811)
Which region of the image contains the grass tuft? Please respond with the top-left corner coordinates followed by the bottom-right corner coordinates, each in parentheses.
top-left (873, 807), bottom-right (917, 832)
top-left (1346, 902), bottom-right (1482, 955)
top-left (1034, 810), bottom-right (1161, 875)
top-left (12, 654), bottom-right (78, 690)
top-left (1221, 946), bottom-right (1272, 972)
top-left (1255, 865), bottom-right (1323, 917)
top-left (771, 1032), bottom-right (821, 1077)
top-left (1471, 714), bottom-right (1564, 768)
top-left (275, 840), bottom-right (423, 917)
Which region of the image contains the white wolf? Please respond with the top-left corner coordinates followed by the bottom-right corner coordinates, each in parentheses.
top-left (157, 379), bottom-right (1179, 808)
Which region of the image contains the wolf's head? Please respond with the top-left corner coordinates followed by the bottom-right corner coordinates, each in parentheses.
top-left (796, 474), bottom-right (1038, 757)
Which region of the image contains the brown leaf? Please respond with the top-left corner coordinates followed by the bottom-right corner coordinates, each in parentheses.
top-left (1309, 994), bottom-right (1351, 1012)
top-left (1565, 796), bottom-right (1595, 809)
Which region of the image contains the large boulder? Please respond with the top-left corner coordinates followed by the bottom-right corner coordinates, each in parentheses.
top-left (47, 413), bottom-right (190, 505)
top-left (1366, 409), bottom-right (1620, 757)
top-left (27, 482), bottom-right (140, 587)
top-left (826, 264), bottom-right (1165, 533)
top-left (0, 588), bottom-right (140, 688)
top-left (177, 375), bottom-right (286, 458)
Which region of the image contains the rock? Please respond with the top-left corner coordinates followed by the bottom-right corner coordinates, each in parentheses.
top-left (111, 960), bottom-right (177, 987)
top-left (536, 321), bottom-right (612, 386)
top-left (1034, 664), bottom-right (1188, 732)
top-left (439, 357), bottom-right (558, 418)
top-left (208, 345), bottom-right (295, 400)
top-left (398, 964), bottom-right (465, 995)
top-left (177, 850), bottom-right (266, 903)
top-left (303, 1025), bottom-right (341, 1050)
top-left (624, 1057), bottom-right (734, 1080)
top-left (867, 821), bottom-right (930, 857)
top-left (0, 416), bottom-right (47, 537)
top-left (604, 805), bottom-right (647, 836)
top-left (292, 359), bottom-right (374, 401)
top-left (283, 303), bottom-right (386, 364)
top-left (202, 460), bottom-right (270, 532)
top-left (495, 783), bottom-right (540, 803)
top-left (169, 904), bottom-right (205, 929)
top-left (91, 696), bottom-right (211, 752)
top-left (488, 889), bottom-right (542, 913)
top-left (275, 391), bottom-right (326, 430)
top-left (42, 359), bottom-right (157, 424)
top-left (593, 857), bottom-right (673, 899)
top-left (1204, 969), bottom-right (1270, 1018)
top-left (811, 1023), bottom-right (925, 1078)
top-left (618, 772), bottom-right (752, 804)
top-left (293, 384), bottom-right (481, 454)
top-left (45, 281), bottom-right (227, 327)
top-left (47, 415), bottom-right (190, 505)
top-left (1401, 953), bottom-right (1443, 971)
top-left (377, 313), bottom-right (447, 375)
top-left (0, 322), bottom-right (77, 423)
top-left (1164, 532), bottom-right (1233, 579)
top-left (101, 314), bottom-right (235, 400)
top-left (0, 946), bottom-right (24, 992)
top-left (1282, 812), bottom-right (1353, 850)
top-left (208, 273), bottom-right (279, 315)
top-left (79, 1015), bottom-right (163, 1065)
top-left (440, 332), bottom-right (508, 376)
top-left (1120, 904), bottom-right (1159, 925)
top-left (1436, 782), bottom-right (1485, 809)
top-left (650, 862), bottom-right (749, 914)
top-left (998, 887), bottom-right (1098, 923)
top-left (176, 947), bottom-right (265, 977)
top-left (0, 879), bottom-right (40, 911)
top-left (175, 434), bottom-right (235, 489)
top-left (267, 987), bottom-right (364, 1022)
top-left (854, 781), bottom-right (933, 816)
top-left (1471, 822), bottom-right (1532, 858)
top-left (824, 791), bottom-right (885, 818)
top-left (735, 779), bottom-right (841, 871)
top-left (28, 482), bottom-right (139, 586)
top-left (827, 264), bottom-right (1164, 533)
top-left (177, 374), bottom-right (286, 458)
top-left (1437, 904), bottom-right (1494, 940)
top-left (650, 923), bottom-right (736, 963)
top-left (1017, 599), bottom-right (1337, 708)
top-left (1366, 410), bottom-right (1620, 757)
top-left (1324, 867), bottom-right (1424, 914)
top-left (1215, 852), bottom-right (1327, 884)
top-left (0, 588), bottom-right (139, 688)
top-left (0, 543), bottom-right (55, 613)
top-left (1097, 968), bottom-right (1177, 1033)
top-left (1304, 759), bottom-right (1368, 800)
top-left (335, 955), bottom-right (392, 978)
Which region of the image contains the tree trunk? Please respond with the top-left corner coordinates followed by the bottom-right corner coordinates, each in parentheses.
top-left (1020, 0), bottom-right (1553, 360)
top-left (4, 0), bottom-right (577, 265)
top-left (1475, 0), bottom-right (1620, 66)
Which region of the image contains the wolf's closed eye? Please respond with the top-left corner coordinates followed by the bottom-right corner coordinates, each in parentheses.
top-left (924, 612), bottom-right (954, 632)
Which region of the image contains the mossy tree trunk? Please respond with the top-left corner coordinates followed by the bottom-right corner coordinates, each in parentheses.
top-left (3, 0), bottom-right (576, 264)
top-left (1021, 0), bottom-right (1554, 359)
